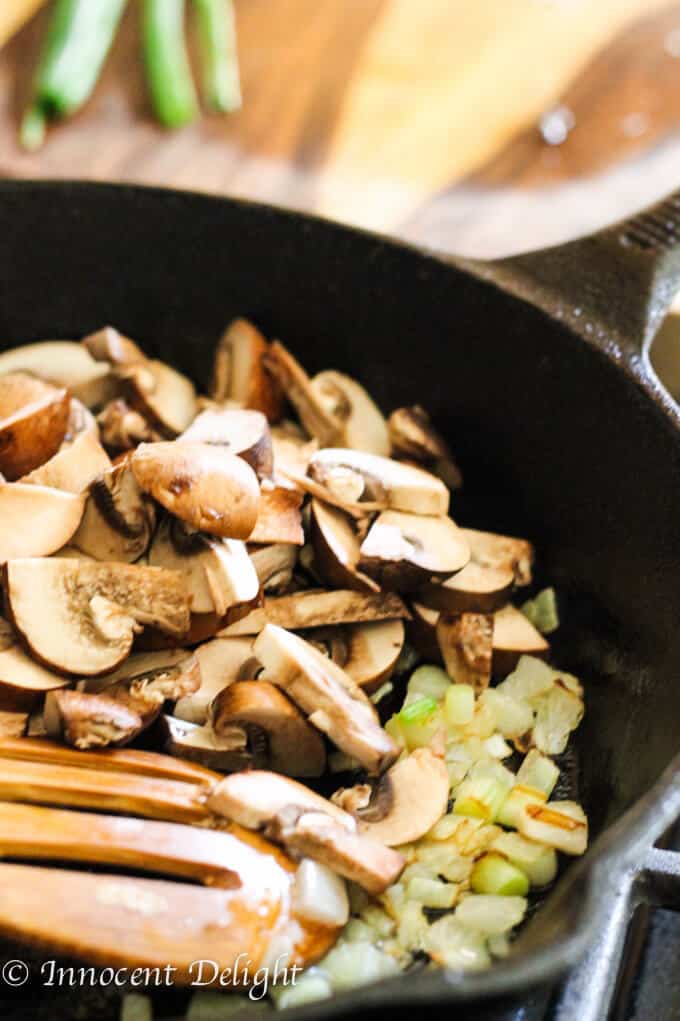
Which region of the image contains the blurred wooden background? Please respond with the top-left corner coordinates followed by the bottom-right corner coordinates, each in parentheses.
top-left (2, 0), bottom-right (680, 256)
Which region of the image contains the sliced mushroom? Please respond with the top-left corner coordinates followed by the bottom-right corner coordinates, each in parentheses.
top-left (405, 600), bottom-right (442, 662)
top-left (0, 642), bottom-right (70, 711)
top-left (211, 681), bottom-right (326, 777)
top-left (180, 408), bottom-right (273, 480)
top-left (311, 370), bottom-right (390, 456)
top-left (415, 561), bottom-right (514, 614)
top-left (332, 747), bottom-right (449, 846)
top-left (0, 341), bottom-right (115, 408)
top-left (82, 326), bottom-right (149, 369)
top-left (0, 711), bottom-right (28, 739)
top-left (0, 373), bottom-right (71, 480)
top-left (44, 689), bottom-right (144, 750)
top-left (208, 769), bottom-right (353, 830)
top-left (220, 587), bottom-right (410, 636)
top-left (492, 604), bottom-right (549, 676)
top-left (174, 637), bottom-right (254, 724)
top-left (160, 714), bottom-right (252, 771)
top-left (249, 485), bottom-right (304, 545)
top-left (4, 558), bottom-right (191, 676)
top-left (83, 648), bottom-right (200, 696)
top-left (387, 405), bottom-right (463, 489)
top-left (97, 398), bottom-right (162, 452)
top-left (72, 459), bottom-right (156, 563)
top-left (149, 518), bottom-right (260, 618)
top-left (310, 499), bottom-right (379, 592)
top-left (271, 423), bottom-right (318, 483)
top-left (358, 510), bottom-right (469, 590)
top-left (309, 449), bottom-right (449, 516)
top-left (211, 318), bottom-right (284, 421)
top-left (92, 654), bottom-right (200, 732)
top-left (280, 467), bottom-right (382, 518)
top-left (320, 619), bottom-right (405, 692)
top-left (131, 441), bottom-right (260, 540)
top-left (254, 624), bottom-right (399, 773)
top-left (121, 360), bottom-right (197, 437)
top-left (248, 543), bottom-right (298, 594)
top-left (0, 484), bottom-right (85, 563)
top-left (436, 612), bottom-right (494, 692)
top-left (21, 428), bottom-right (112, 494)
top-left (270, 807), bottom-right (405, 893)
top-left (461, 528), bottom-right (534, 587)
top-left (263, 341), bottom-right (342, 445)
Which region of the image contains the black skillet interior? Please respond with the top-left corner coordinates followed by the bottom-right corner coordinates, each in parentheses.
top-left (0, 181), bottom-right (680, 1017)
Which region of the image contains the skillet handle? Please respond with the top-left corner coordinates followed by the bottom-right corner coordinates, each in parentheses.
top-left (479, 190), bottom-right (680, 360)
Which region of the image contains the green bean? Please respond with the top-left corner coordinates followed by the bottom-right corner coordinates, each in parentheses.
top-left (193, 0), bottom-right (241, 113)
top-left (20, 0), bottom-right (128, 149)
top-left (142, 0), bottom-right (198, 128)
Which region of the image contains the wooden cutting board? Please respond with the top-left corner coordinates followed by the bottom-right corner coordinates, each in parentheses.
top-left (0, 0), bottom-right (679, 256)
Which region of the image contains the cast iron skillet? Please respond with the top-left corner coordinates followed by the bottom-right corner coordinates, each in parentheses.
top-left (0, 181), bottom-right (680, 1019)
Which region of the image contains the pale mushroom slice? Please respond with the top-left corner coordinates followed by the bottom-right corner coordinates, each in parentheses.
top-left (174, 637), bottom-right (254, 724)
top-left (211, 681), bottom-right (327, 777)
top-left (85, 654), bottom-right (200, 734)
top-left (0, 341), bottom-right (115, 408)
top-left (461, 528), bottom-right (535, 587)
top-left (387, 405), bottom-right (463, 489)
top-left (262, 341), bottom-right (342, 445)
top-left (332, 748), bottom-right (449, 846)
top-left (0, 642), bottom-right (70, 711)
top-left (209, 772), bottom-right (403, 892)
top-left (160, 714), bottom-right (252, 771)
top-left (44, 689), bottom-right (145, 750)
top-left (254, 624), bottom-right (399, 773)
top-left (271, 423), bottom-right (318, 483)
top-left (248, 485), bottom-right (304, 545)
top-left (83, 648), bottom-right (200, 694)
top-left (180, 408), bottom-right (273, 480)
top-left (0, 373), bottom-right (71, 480)
top-left (0, 711), bottom-right (28, 738)
top-left (436, 612), bottom-right (494, 692)
top-left (82, 326), bottom-right (149, 369)
top-left (416, 561), bottom-right (514, 614)
top-left (219, 588), bottom-right (410, 637)
top-left (317, 619), bottom-right (405, 692)
top-left (131, 441), bottom-right (260, 540)
top-left (4, 558), bottom-right (191, 676)
top-left (358, 510), bottom-right (469, 590)
top-left (211, 318), bottom-right (284, 421)
top-left (492, 604), bottom-right (549, 677)
top-left (311, 370), bottom-right (391, 456)
top-left (0, 484), bottom-right (85, 562)
top-left (121, 359), bottom-right (198, 437)
top-left (21, 428), bottom-right (111, 493)
top-left (280, 466), bottom-right (382, 518)
top-left (309, 449), bottom-right (450, 516)
top-left (248, 543), bottom-right (298, 594)
top-left (72, 459), bottom-right (156, 563)
top-left (310, 499), bottom-right (380, 593)
top-left (0, 849), bottom-right (340, 980)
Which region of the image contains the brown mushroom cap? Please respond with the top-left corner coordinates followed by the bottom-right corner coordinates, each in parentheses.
top-left (0, 484), bottom-right (85, 562)
top-left (210, 318), bottom-right (284, 421)
top-left (211, 681), bottom-right (326, 777)
top-left (131, 441), bottom-right (260, 540)
top-left (359, 510), bottom-right (470, 590)
top-left (0, 374), bottom-right (71, 480)
top-left (492, 604), bottom-right (549, 676)
top-left (82, 326), bottom-right (149, 369)
top-left (44, 689), bottom-right (144, 750)
top-left (262, 341), bottom-right (341, 445)
top-left (415, 561), bottom-right (514, 614)
top-left (180, 408), bottom-right (273, 480)
top-left (310, 499), bottom-right (379, 592)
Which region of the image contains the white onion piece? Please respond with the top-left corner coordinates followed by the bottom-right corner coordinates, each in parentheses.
top-left (455, 893), bottom-right (527, 934)
top-left (292, 859), bottom-right (349, 927)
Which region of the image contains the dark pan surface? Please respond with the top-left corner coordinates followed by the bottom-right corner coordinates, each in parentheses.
top-left (0, 181), bottom-right (679, 1016)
